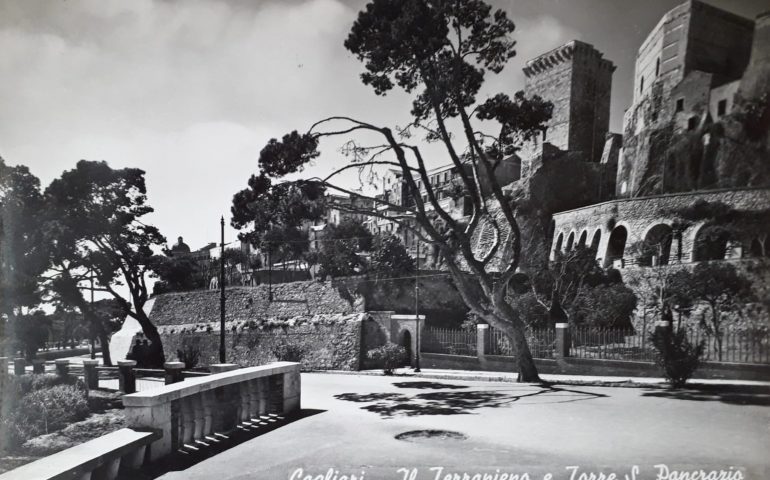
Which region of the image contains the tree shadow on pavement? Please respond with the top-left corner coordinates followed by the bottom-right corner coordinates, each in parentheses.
top-left (334, 384), bottom-right (606, 418)
top-left (641, 384), bottom-right (770, 406)
top-left (392, 381), bottom-right (468, 390)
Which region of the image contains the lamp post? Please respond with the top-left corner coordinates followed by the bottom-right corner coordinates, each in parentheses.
top-left (414, 240), bottom-right (421, 372)
top-left (219, 216), bottom-right (226, 363)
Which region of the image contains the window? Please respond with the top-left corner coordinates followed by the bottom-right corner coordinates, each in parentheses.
top-left (675, 98), bottom-right (684, 112)
top-left (620, 181), bottom-right (627, 194)
top-left (688, 116), bottom-right (698, 131)
top-left (717, 99), bottom-right (727, 117)
top-left (639, 77), bottom-right (644, 95)
top-left (655, 58), bottom-right (660, 77)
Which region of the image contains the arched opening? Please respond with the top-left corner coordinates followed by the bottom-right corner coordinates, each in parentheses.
top-left (605, 226), bottom-right (628, 267)
top-left (693, 224), bottom-right (730, 261)
top-left (590, 229), bottom-right (602, 252)
top-left (400, 330), bottom-right (412, 367)
top-left (554, 233), bottom-right (564, 254)
top-left (566, 232), bottom-right (575, 251)
top-left (641, 224), bottom-right (673, 266)
top-left (578, 230), bottom-right (588, 247)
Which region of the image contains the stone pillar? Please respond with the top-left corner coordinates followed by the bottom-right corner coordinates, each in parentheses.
top-left (118, 360), bottom-right (137, 394)
top-left (210, 363), bottom-right (239, 374)
top-left (83, 359), bottom-right (100, 390)
top-left (654, 320), bottom-right (672, 337)
top-left (13, 358), bottom-right (25, 376)
top-left (32, 359), bottom-right (45, 374)
top-left (555, 323), bottom-right (570, 358)
top-left (55, 359), bottom-right (70, 377)
top-left (282, 370), bottom-right (301, 415)
top-left (476, 324), bottom-right (488, 358)
top-left (164, 362), bottom-right (185, 385)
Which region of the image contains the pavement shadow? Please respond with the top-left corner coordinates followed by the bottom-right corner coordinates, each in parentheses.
top-left (125, 409), bottom-right (325, 479)
top-left (641, 384), bottom-right (770, 406)
top-left (334, 384), bottom-right (606, 418)
top-left (391, 381), bottom-right (468, 390)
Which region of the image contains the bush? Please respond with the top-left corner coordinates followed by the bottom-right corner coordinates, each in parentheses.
top-left (5, 384), bottom-right (89, 447)
top-left (272, 342), bottom-right (306, 362)
top-left (650, 328), bottom-right (704, 388)
top-left (176, 343), bottom-right (201, 369)
top-left (367, 344), bottom-right (407, 375)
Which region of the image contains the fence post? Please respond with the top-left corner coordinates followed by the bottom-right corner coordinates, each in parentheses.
top-left (555, 323), bottom-right (570, 358)
top-left (83, 359), bottom-right (99, 390)
top-left (118, 360), bottom-right (137, 394)
top-left (476, 324), bottom-right (488, 358)
top-left (13, 358), bottom-right (25, 376)
top-left (55, 359), bottom-right (69, 377)
top-left (32, 359), bottom-right (45, 374)
top-left (164, 362), bottom-right (185, 385)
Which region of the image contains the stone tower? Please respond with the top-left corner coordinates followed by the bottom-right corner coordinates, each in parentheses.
top-left (522, 40), bottom-right (615, 164)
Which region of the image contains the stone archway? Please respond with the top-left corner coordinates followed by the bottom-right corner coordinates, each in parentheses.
top-left (693, 224), bottom-right (730, 261)
top-left (578, 230), bottom-right (588, 247)
top-left (643, 224), bottom-right (673, 266)
top-left (400, 330), bottom-right (412, 367)
top-left (605, 225), bottom-right (628, 267)
top-left (566, 231), bottom-right (575, 251)
top-left (554, 232), bottom-right (564, 256)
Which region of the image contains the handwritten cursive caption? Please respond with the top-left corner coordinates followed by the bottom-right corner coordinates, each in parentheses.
top-left (288, 465), bottom-right (748, 480)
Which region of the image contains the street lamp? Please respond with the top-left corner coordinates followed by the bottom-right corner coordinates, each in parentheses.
top-left (219, 216), bottom-right (226, 363)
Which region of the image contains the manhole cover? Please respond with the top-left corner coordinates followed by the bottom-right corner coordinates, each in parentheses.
top-left (395, 430), bottom-right (468, 443)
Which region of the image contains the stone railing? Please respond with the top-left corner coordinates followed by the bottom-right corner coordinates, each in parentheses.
top-left (0, 428), bottom-right (160, 480)
top-left (123, 362), bottom-right (301, 461)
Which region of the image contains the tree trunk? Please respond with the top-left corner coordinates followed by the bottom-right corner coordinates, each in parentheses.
top-left (98, 331), bottom-right (113, 366)
top-left (134, 310), bottom-right (165, 368)
top-left (485, 310), bottom-right (541, 383)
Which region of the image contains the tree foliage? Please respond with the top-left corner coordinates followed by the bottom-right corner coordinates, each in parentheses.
top-left (43, 160), bottom-right (166, 366)
top-left (666, 262), bottom-right (754, 360)
top-left (232, 0), bottom-right (553, 381)
top-left (513, 246), bottom-right (637, 329)
top-left (369, 234), bottom-right (416, 278)
top-left (0, 158), bottom-right (48, 347)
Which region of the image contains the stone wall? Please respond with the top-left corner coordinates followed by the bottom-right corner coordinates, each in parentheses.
top-left (159, 315), bottom-right (364, 371)
top-left (149, 280), bottom-right (364, 327)
top-left (551, 187), bottom-right (770, 266)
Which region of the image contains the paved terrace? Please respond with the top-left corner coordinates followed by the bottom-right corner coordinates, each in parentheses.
top-left (152, 372), bottom-right (770, 480)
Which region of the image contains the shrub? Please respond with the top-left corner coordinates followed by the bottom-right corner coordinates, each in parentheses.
top-left (272, 342), bottom-right (306, 362)
top-left (5, 384), bottom-right (89, 447)
top-left (367, 344), bottom-right (407, 375)
top-left (177, 342), bottom-right (201, 369)
top-left (650, 328), bottom-right (704, 388)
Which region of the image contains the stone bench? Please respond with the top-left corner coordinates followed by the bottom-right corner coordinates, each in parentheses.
top-left (0, 428), bottom-right (160, 480)
top-left (122, 362), bottom-right (301, 461)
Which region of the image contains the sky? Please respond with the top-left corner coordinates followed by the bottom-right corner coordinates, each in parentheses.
top-left (1, 0), bottom-right (767, 251)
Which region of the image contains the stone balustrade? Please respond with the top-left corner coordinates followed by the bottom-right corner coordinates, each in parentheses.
top-left (122, 362), bottom-right (300, 461)
top-left (0, 428), bottom-right (160, 480)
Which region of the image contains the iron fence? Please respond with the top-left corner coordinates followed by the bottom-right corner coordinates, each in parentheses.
top-left (570, 327), bottom-right (656, 362)
top-left (419, 324), bottom-right (770, 365)
top-left (487, 327), bottom-right (555, 359)
top-left (688, 328), bottom-right (770, 364)
top-left (422, 327), bottom-right (477, 356)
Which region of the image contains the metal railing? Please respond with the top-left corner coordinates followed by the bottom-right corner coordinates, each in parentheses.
top-left (422, 327), bottom-right (477, 356)
top-left (487, 327), bottom-right (555, 359)
top-left (570, 327), bottom-right (656, 362)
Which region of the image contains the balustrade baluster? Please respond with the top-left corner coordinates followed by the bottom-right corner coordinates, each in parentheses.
top-left (192, 394), bottom-right (206, 443)
top-left (180, 397), bottom-right (195, 447)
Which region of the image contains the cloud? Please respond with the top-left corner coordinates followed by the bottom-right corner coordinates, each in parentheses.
top-left (0, 0), bottom-right (578, 249)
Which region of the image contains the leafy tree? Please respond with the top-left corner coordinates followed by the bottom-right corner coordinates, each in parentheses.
top-left (650, 327), bottom-right (704, 388)
top-left (666, 262), bottom-right (755, 360)
top-left (369, 234), bottom-right (415, 278)
top-left (515, 246), bottom-right (637, 329)
top-left (261, 226), bottom-right (310, 271)
top-left (14, 311), bottom-right (51, 361)
top-left (152, 253), bottom-right (204, 295)
top-left (0, 158), bottom-right (48, 353)
top-left (312, 220), bottom-right (373, 278)
top-left (43, 160), bottom-right (166, 367)
top-left (233, 0), bottom-right (552, 381)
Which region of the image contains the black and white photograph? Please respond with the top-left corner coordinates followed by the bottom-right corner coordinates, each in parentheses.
top-left (1, 0), bottom-right (769, 478)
